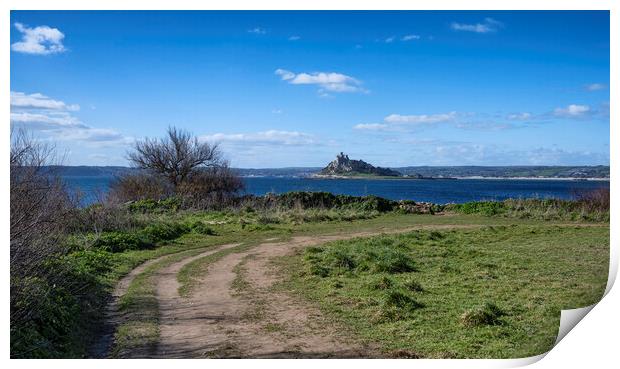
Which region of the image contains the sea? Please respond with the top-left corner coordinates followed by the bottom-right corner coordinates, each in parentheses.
top-left (62, 175), bottom-right (610, 206)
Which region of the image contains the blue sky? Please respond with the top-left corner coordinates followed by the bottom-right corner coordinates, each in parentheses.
top-left (10, 11), bottom-right (610, 168)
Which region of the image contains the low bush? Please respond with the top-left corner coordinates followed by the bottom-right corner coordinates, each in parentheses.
top-left (91, 232), bottom-right (149, 253)
top-left (127, 197), bottom-right (181, 213)
top-left (108, 173), bottom-right (173, 204)
top-left (69, 203), bottom-right (145, 234)
top-left (184, 220), bottom-right (216, 235)
top-left (448, 201), bottom-right (506, 216)
top-left (446, 188), bottom-right (609, 222)
top-left (11, 251), bottom-right (112, 358)
top-left (139, 222), bottom-right (190, 243)
top-left (238, 192), bottom-right (399, 213)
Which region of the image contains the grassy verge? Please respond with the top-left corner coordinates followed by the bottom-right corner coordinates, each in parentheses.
top-left (446, 196), bottom-right (609, 222)
top-left (278, 224), bottom-right (609, 358)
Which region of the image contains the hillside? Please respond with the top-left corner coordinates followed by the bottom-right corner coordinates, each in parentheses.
top-left (394, 165), bottom-right (610, 179)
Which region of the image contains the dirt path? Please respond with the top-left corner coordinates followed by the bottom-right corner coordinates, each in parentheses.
top-left (154, 243), bottom-right (241, 358)
top-left (89, 253), bottom-right (174, 358)
top-left (152, 225), bottom-right (487, 358)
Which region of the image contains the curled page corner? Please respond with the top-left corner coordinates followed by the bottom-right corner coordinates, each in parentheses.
top-left (543, 249), bottom-right (618, 358)
top-left (554, 304), bottom-right (596, 345)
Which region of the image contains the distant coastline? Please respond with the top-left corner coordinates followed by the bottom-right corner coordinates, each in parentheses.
top-left (310, 174), bottom-right (610, 181)
top-left (454, 176), bottom-right (610, 181)
top-left (48, 165), bottom-right (611, 181)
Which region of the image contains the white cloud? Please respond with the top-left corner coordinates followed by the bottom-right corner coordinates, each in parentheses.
top-left (275, 69), bottom-right (368, 94)
top-left (272, 109), bottom-right (283, 114)
top-left (421, 142), bottom-right (608, 166)
top-left (451, 18), bottom-right (503, 33)
top-left (507, 112), bottom-right (532, 121)
top-left (402, 34), bottom-right (421, 41)
top-left (354, 112), bottom-right (460, 132)
top-left (55, 128), bottom-right (128, 143)
top-left (355, 112), bottom-right (520, 132)
top-left (554, 104), bottom-right (591, 118)
top-left (248, 27), bottom-right (266, 35)
top-left (10, 111), bottom-right (85, 129)
top-left (353, 123), bottom-right (389, 131)
top-left (275, 68), bottom-right (296, 81)
top-left (10, 90), bottom-right (129, 146)
top-left (11, 22), bottom-right (66, 55)
top-left (384, 112), bottom-right (457, 124)
top-left (11, 91), bottom-right (79, 111)
top-left (201, 130), bottom-right (316, 146)
top-left (288, 35), bottom-right (301, 41)
top-left (385, 36), bottom-right (395, 43)
top-left (585, 83), bottom-right (606, 91)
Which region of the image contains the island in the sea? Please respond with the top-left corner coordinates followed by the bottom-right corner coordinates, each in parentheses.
top-left (314, 152), bottom-right (427, 179)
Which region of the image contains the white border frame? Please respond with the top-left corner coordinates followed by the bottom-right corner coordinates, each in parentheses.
top-left (2, 2), bottom-right (616, 368)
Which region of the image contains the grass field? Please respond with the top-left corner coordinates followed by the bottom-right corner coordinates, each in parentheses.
top-left (277, 224), bottom-right (609, 358)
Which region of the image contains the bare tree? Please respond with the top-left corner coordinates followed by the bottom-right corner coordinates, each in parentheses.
top-left (127, 126), bottom-right (222, 187)
top-left (10, 129), bottom-right (73, 269)
top-left (10, 129), bottom-right (76, 354)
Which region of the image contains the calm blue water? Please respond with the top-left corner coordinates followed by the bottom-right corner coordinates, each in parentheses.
top-left (63, 175), bottom-right (610, 206)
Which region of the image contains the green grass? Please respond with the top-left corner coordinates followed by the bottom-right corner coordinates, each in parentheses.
top-left (279, 224), bottom-right (609, 358)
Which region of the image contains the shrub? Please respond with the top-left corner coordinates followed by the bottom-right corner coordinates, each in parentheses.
top-left (575, 187), bottom-right (610, 213)
top-left (127, 197), bottom-right (181, 213)
top-left (108, 173), bottom-right (172, 203)
top-left (67, 249), bottom-right (114, 275)
top-left (450, 201), bottom-right (506, 216)
top-left (446, 190), bottom-right (610, 222)
top-left (184, 220), bottom-right (216, 235)
top-left (10, 130), bottom-right (82, 358)
top-left (139, 223), bottom-right (190, 243)
top-left (176, 166), bottom-right (244, 209)
top-left (69, 203), bottom-right (143, 234)
top-left (91, 232), bottom-right (148, 253)
top-left (239, 192), bottom-right (398, 213)
top-left (11, 251), bottom-right (110, 358)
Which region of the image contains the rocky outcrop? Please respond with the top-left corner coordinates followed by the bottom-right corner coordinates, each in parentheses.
top-left (397, 201), bottom-right (440, 214)
top-left (320, 152), bottom-right (402, 177)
